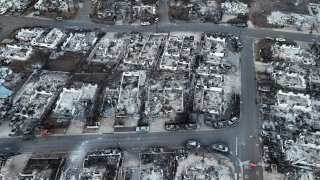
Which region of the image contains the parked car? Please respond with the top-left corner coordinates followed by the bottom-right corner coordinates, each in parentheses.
top-left (211, 144), bottom-right (229, 153)
top-left (9, 126), bottom-right (18, 136)
top-left (260, 130), bottom-right (269, 137)
top-left (262, 124), bottom-right (274, 131)
top-left (56, 17), bottom-right (63, 21)
top-left (213, 122), bottom-right (225, 129)
top-left (185, 123), bottom-right (197, 130)
top-left (165, 124), bottom-right (180, 131)
top-left (136, 126), bottom-right (149, 132)
top-left (141, 22), bottom-right (150, 26)
top-left (33, 11), bottom-right (41, 16)
top-left (276, 38), bottom-right (286, 42)
top-left (205, 118), bottom-right (212, 125)
top-left (264, 37), bottom-right (274, 40)
top-left (227, 117), bottom-right (238, 126)
top-left (186, 141), bottom-right (201, 149)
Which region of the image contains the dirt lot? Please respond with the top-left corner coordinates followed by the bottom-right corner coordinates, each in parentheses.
top-left (43, 53), bottom-right (84, 72)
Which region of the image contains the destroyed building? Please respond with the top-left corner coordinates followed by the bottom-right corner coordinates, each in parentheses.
top-left (198, 34), bottom-right (227, 72)
top-left (168, 0), bottom-right (222, 23)
top-left (53, 83), bottom-right (98, 121)
top-left (19, 156), bottom-right (65, 180)
top-left (176, 153), bottom-right (234, 180)
top-left (5, 71), bottom-right (69, 136)
top-left (272, 71), bottom-right (306, 90)
top-left (144, 71), bottom-right (188, 117)
top-left (160, 33), bottom-right (198, 71)
top-left (34, 0), bottom-right (80, 14)
top-left (267, 11), bottom-right (314, 30)
top-left (0, 0), bottom-right (32, 15)
top-left (124, 33), bottom-right (167, 68)
top-left (31, 28), bottom-right (66, 49)
top-left (92, 0), bottom-right (158, 25)
top-left (116, 71), bottom-right (143, 118)
top-left (221, 1), bottom-right (249, 15)
top-left (193, 74), bottom-right (224, 115)
top-left (140, 149), bottom-right (177, 180)
top-left (15, 28), bottom-right (46, 42)
top-left (81, 149), bottom-right (122, 180)
top-left (271, 43), bottom-right (316, 65)
top-left (0, 43), bottom-right (34, 61)
top-left (88, 32), bottom-right (130, 64)
top-left (61, 149), bottom-right (122, 180)
top-left (121, 33), bottom-right (147, 68)
top-left (100, 84), bottom-right (120, 118)
top-left (61, 31), bottom-right (99, 54)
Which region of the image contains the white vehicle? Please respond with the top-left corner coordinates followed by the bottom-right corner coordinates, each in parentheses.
top-left (0, 8), bottom-right (7, 15)
top-left (136, 126), bottom-right (149, 132)
top-left (141, 22), bottom-right (150, 26)
top-left (276, 38), bottom-right (286, 42)
top-left (211, 144), bottom-right (229, 153)
top-left (56, 17), bottom-right (63, 21)
top-left (186, 141), bottom-right (201, 149)
top-left (227, 117), bottom-right (238, 126)
top-left (264, 37), bottom-right (274, 40)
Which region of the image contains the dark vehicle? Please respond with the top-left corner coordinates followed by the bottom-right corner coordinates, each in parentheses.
top-left (213, 122), bottom-right (225, 129)
top-left (23, 134), bottom-right (35, 140)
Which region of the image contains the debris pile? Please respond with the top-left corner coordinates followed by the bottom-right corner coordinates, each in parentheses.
top-left (92, 0), bottom-right (158, 25)
top-left (19, 156), bottom-right (65, 180)
top-left (61, 32), bottom-right (99, 54)
top-left (175, 151), bottom-right (234, 180)
top-left (168, 0), bottom-right (222, 23)
top-left (221, 1), bottom-right (249, 15)
top-left (267, 11), bottom-right (313, 29)
top-left (53, 83), bottom-right (98, 121)
top-left (0, 0), bottom-right (31, 15)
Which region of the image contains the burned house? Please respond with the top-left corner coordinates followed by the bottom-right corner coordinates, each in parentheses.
top-left (144, 71), bottom-right (188, 117)
top-left (92, 0), bottom-right (158, 25)
top-left (19, 156), bottom-right (65, 180)
top-left (116, 71), bottom-right (142, 117)
top-left (53, 83), bottom-right (98, 121)
top-left (160, 33), bottom-right (198, 71)
top-left (61, 31), bottom-right (99, 54)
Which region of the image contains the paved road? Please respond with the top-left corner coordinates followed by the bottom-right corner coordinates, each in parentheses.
top-left (74, 0), bottom-right (92, 23)
top-left (1, 15), bottom-right (320, 41)
top-left (158, 0), bottom-right (170, 24)
top-left (239, 32), bottom-right (262, 179)
top-left (0, 6), bottom-right (320, 180)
